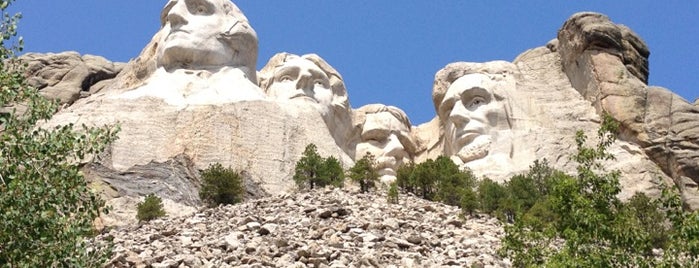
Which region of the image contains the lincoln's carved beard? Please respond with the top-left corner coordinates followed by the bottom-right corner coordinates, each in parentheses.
top-left (450, 134), bottom-right (492, 164)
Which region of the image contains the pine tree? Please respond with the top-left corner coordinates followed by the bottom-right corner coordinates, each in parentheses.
top-left (348, 152), bottom-right (378, 193)
top-left (320, 156), bottom-right (344, 188)
top-left (293, 144), bottom-right (324, 190)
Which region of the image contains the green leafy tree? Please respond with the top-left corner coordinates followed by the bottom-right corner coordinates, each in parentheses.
top-left (199, 163), bottom-right (245, 207)
top-left (656, 185), bottom-right (699, 266)
top-left (499, 113), bottom-right (699, 267)
top-left (136, 194), bottom-right (167, 222)
top-left (0, 1), bottom-right (119, 265)
top-left (348, 152), bottom-right (378, 193)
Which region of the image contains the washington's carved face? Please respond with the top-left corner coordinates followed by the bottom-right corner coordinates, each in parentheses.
top-left (439, 73), bottom-right (508, 163)
top-left (158, 0), bottom-right (245, 69)
top-left (267, 57), bottom-right (333, 108)
top-left (356, 112), bottom-right (413, 183)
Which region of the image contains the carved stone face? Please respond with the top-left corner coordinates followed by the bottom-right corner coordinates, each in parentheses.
top-left (158, 0), bottom-right (249, 70)
top-left (267, 57), bottom-right (333, 109)
top-left (439, 73), bottom-right (508, 163)
top-left (356, 112), bottom-right (413, 184)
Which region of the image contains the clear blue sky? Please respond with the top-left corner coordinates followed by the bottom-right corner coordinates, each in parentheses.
top-left (9, 1), bottom-right (698, 125)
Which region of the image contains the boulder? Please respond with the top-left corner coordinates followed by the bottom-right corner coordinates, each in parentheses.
top-left (19, 52), bottom-right (124, 105)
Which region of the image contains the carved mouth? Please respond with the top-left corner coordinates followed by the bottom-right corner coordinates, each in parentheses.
top-left (290, 93), bottom-right (317, 103)
top-left (377, 167), bottom-right (397, 177)
top-left (167, 29), bottom-right (190, 39)
top-left (454, 130), bottom-right (480, 145)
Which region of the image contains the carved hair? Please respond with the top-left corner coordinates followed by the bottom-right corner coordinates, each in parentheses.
top-left (259, 52), bottom-right (349, 111)
top-left (353, 104), bottom-right (412, 130)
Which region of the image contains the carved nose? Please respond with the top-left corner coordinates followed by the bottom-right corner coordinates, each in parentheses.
top-left (295, 71), bottom-right (314, 91)
top-left (449, 102), bottom-right (470, 127)
top-left (166, 2), bottom-right (188, 28)
top-left (384, 133), bottom-right (406, 159)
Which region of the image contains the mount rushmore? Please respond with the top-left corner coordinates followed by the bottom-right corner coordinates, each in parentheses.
top-left (21, 0), bottom-right (698, 224)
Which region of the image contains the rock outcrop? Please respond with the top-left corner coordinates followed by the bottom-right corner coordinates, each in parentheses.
top-left (557, 12), bottom-right (699, 207)
top-left (99, 188), bottom-right (508, 268)
top-left (19, 52), bottom-right (124, 105)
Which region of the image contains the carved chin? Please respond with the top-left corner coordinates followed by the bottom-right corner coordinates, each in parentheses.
top-left (455, 135), bottom-right (492, 163)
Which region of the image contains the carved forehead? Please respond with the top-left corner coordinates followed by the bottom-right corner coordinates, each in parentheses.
top-left (362, 112), bottom-right (410, 134)
top-left (160, 0), bottom-right (240, 26)
top-left (432, 61), bottom-right (516, 112)
top-left (275, 57), bottom-right (327, 77)
top-left (448, 73), bottom-right (490, 92)
top-left (354, 104), bottom-right (411, 130)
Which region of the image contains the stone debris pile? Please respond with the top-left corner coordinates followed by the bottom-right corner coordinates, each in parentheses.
top-left (99, 188), bottom-right (510, 267)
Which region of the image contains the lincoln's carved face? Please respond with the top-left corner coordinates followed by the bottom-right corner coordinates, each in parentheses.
top-left (267, 57), bottom-right (334, 109)
top-left (157, 0), bottom-right (256, 71)
top-left (355, 108), bottom-right (414, 184)
top-left (439, 73), bottom-right (508, 163)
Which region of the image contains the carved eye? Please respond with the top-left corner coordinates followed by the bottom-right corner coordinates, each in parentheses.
top-left (467, 97), bottom-right (486, 109)
top-left (314, 79), bottom-right (326, 87)
top-left (196, 5), bottom-right (207, 14)
top-left (279, 76), bottom-right (293, 82)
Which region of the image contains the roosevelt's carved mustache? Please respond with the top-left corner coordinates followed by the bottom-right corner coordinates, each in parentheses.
top-left (374, 156), bottom-right (409, 171)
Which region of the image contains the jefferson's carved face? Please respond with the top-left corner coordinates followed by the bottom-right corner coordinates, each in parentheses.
top-left (439, 73), bottom-right (508, 163)
top-left (158, 0), bottom-right (242, 69)
top-left (356, 112), bottom-right (413, 183)
top-left (267, 57), bottom-right (333, 108)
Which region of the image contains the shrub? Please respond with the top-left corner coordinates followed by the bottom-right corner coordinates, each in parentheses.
top-left (395, 162), bottom-right (416, 194)
top-left (387, 182), bottom-right (399, 204)
top-left (477, 178), bottom-right (507, 214)
top-left (136, 194), bottom-right (167, 222)
top-left (199, 163), bottom-right (245, 207)
top-left (624, 192), bottom-right (668, 249)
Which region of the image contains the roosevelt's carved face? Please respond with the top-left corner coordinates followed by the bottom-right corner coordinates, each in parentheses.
top-left (356, 111), bottom-right (413, 184)
top-left (158, 0), bottom-right (252, 70)
top-left (267, 57), bottom-right (333, 109)
top-left (439, 73), bottom-right (508, 163)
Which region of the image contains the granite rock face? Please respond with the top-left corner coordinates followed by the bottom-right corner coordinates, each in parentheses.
top-left (98, 188), bottom-right (509, 268)
top-left (557, 12), bottom-right (699, 208)
top-left (27, 2), bottom-right (696, 225)
top-left (19, 52), bottom-right (124, 105)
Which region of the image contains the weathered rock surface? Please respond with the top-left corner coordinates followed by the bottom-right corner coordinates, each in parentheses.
top-left (557, 12), bottom-right (699, 207)
top-left (413, 38), bottom-right (671, 201)
top-left (98, 188), bottom-right (509, 268)
top-left (19, 52), bottom-right (124, 105)
top-left (86, 154), bottom-right (269, 227)
top-left (48, 96), bottom-right (353, 199)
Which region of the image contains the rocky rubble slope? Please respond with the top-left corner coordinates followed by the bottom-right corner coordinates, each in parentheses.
top-left (99, 188), bottom-right (509, 268)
